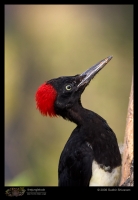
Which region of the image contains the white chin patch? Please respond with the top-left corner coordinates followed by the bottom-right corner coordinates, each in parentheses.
top-left (89, 161), bottom-right (121, 186)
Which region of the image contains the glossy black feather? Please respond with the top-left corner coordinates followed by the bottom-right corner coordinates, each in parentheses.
top-left (58, 107), bottom-right (121, 186)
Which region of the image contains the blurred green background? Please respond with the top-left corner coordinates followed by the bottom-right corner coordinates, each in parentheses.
top-left (5, 5), bottom-right (133, 186)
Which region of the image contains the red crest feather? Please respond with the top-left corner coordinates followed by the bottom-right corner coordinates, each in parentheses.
top-left (35, 83), bottom-right (57, 117)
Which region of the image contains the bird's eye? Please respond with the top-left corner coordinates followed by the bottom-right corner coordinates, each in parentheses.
top-left (66, 85), bottom-right (72, 90)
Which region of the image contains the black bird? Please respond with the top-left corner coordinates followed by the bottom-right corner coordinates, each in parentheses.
top-left (35, 56), bottom-right (122, 186)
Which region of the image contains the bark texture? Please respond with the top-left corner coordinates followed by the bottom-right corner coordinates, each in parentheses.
top-left (119, 77), bottom-right (133, 186)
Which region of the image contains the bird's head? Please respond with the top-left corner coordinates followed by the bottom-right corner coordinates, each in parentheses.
top-left (35, 56), bottom-right (113, 117)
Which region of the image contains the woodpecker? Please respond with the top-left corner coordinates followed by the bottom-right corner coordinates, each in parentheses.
top-left (35, 56), bottom-right (122, 186)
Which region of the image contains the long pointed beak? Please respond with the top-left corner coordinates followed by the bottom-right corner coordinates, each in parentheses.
top-left (77, 56), bottom-right (113, 88)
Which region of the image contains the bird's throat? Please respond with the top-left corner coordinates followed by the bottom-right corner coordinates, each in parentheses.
top-left (64, 103), bottom-right (88, 126)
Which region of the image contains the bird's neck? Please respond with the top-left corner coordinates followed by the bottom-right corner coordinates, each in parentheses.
top-left (64, 102), bottom-right (89, 126)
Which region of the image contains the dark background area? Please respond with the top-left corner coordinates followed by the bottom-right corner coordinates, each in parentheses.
top-left (5, 5), bottom-right (133, 186)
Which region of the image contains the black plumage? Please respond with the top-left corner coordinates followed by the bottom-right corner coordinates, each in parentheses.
top-left (36, 56), bottom-right (122, 186)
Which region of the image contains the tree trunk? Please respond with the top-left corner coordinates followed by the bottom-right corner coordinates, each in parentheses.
top-left (119, 77), bottom-right (133, 186)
